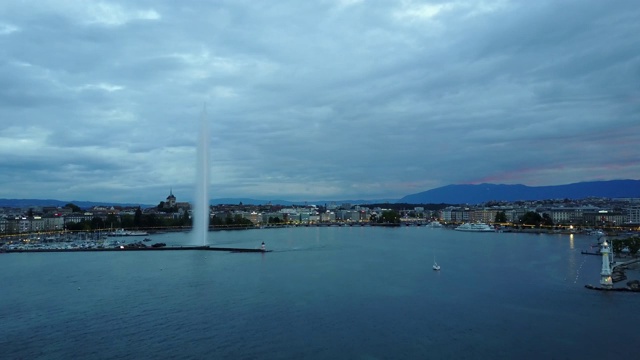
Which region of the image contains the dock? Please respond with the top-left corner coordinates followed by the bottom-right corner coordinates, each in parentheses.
top-left (584, 284), bottom-right (639, 292)
top-left (2, 246), bottom-right (271, 254)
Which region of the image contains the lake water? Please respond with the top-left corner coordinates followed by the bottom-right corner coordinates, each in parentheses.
top-left (1, 227), bottom-right (638, 359)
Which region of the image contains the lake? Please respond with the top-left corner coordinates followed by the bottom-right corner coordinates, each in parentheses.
top-left (1, 226), bottom-right (637, 359)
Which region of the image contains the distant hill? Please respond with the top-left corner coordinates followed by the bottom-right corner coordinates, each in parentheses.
top-left (399, 180), bottom-right (640, 204)
top-left (2, 180), bottom-right (638, 209)
top-left (0, 197), bottom-right (395, 209)
top-left (0, 199), bottom-right (150, 209)
top-left (210, 198), bottom-right (396, 206)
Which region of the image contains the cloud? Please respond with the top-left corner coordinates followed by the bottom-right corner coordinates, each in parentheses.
top-left (0, 0), bottom-right (638, 204)
top-left (0, 22), bottom-right (19, 34)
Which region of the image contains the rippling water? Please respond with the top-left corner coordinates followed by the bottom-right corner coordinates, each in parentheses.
top-left (1, 227), bottom-right (637, 359)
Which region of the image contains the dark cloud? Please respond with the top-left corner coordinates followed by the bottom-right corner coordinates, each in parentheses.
top-left (0, 0), bottom-right (638, 203)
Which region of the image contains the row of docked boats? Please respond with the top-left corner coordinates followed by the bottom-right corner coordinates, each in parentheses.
top-left (107, 228), bottom-right (149, 236)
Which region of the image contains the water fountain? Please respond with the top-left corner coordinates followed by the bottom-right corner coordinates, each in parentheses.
top-left (192, 107), bottom-right (210, 246)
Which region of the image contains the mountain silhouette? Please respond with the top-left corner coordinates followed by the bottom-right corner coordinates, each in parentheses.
top-left (399, 180), bottom-right (640, 204)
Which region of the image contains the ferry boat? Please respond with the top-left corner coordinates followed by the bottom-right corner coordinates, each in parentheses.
top-left (454, 223), bottom-right (495, 232)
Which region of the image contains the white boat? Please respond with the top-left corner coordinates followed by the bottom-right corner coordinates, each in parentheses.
top-left (454, 223), bottom-right (495, 232)
top-left (433, 257), bottom-right (440, 271)
top-left (427, 221), bottom-right (443, 228)
top-left (108, 229), bottom-right (149, 236)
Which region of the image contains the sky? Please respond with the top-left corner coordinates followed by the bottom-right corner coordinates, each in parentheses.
top-left (0, 0), bottom-right (639, 205)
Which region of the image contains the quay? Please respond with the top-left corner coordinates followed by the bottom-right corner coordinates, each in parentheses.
top-left (2, 246), bottom-right (271, 254)
top-left (584, 284), bottom-right (639, 292)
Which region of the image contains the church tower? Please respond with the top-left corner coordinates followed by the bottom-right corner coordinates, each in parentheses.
top-left (165, 188), bottom-right (177, 208)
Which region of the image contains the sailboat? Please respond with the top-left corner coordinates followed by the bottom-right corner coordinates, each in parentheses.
top-left (433, 256), bottom-right (440, 271)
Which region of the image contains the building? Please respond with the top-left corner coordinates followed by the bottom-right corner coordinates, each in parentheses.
top-left (627, 206), bottom-right (640, 224)
top-left (583, 210), bottom-right (626, 227)
top-left (164, 189), bottom-right (177, 209)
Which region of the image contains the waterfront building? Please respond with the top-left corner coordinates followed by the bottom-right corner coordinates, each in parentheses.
top-left (583, 210), bottom-right (625, 227)
top-left (299, 212), bottom-right (311, 223)
top-left (470, 208), bottom-right (500, 223)
top-left (350, 210), bottom-right (365, 222)
top-left (548, 207), bottom-right (578, 225)
top-left (41, 215), bottom-right (64, 231)
top-left (441, 206), bottom-right (469, 222)
top-left (0, 217), bottom-right (7, 233)
top-left (627, 205), bottom-right (640, 224)
top-left (320, 211), bottom-right (336, 222)
top-left (64, 213), bottom-right (94, 225)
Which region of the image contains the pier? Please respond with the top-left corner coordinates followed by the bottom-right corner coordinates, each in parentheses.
top-left (2, 246), bottom-right (271, 254)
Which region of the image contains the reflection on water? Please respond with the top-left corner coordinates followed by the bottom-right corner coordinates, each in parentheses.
top-left (569, 234), bottom-right (574, 249)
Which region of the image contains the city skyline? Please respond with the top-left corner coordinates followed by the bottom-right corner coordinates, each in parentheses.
top-left (1, 1), bottom-right (639, 204)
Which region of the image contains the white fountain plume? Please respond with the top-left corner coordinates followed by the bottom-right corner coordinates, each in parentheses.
top-left (192, 105), bottom-right (210, 246)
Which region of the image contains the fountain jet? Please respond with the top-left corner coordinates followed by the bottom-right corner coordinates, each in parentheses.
top-left (192, 106), bottom-right (210, 245)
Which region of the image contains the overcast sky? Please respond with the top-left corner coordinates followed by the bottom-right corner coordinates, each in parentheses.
top-left (1, 0), bottom-right (638, 204)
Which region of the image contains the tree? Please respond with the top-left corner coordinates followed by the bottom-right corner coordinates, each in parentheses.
top-left (121, 214), bottom-right (134, 228)
top-left (495, 211), bottom-right (507, 223)
top-left (134, 207), bottom-right (142, 227)
top-left (612, 239), bottom-right (624, 257)
top-left (519, 211), bottom-right (542, 226)
top-left (66, 221), bottom-right (91, 231)
top-left (180, 210), bottom-right (191, 226)
top-left (378, 210), bottom-right (400, 224)
top-left (141, 214), bottom-right (159, 227)
top-left (541, 213), bottom-right (554, 226)
top-left (269, 216), bottom-right (282, 224)
top-left (105, 214), bottom-right (120, 229)
top-left (627, 237), bottom-right (640, 257)
top-left (65, 203), bottom-right (82, 213)
top-left (91, 216), bottom-right (105, 229)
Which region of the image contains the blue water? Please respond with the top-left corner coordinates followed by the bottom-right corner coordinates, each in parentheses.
top-left (1, 227), bottom-right (638, 359)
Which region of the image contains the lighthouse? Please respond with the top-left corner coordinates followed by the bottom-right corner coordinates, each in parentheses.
top-left (600, 239), bottom-right (613, 288)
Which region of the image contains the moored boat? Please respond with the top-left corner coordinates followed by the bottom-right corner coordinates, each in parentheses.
top-left (108, 229), bottom-right (149, 236)
top-left (454, 223), bottom-right (495, 232)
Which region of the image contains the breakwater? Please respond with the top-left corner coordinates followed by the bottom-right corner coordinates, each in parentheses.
top-left (2, 246), bottom-right (270, 254)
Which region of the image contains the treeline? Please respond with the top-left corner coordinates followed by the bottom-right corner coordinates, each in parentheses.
top-left (371, 210), bottom-right (401, 224)
top-left (611, 237), bottom-right (640, 257)
top-left (210, 214), bottom-right (255, 226)
top-left (65, 208), bottom-right (191, 231)
top-left (62, 206), bottom-right (275, 231)
top-left (493, 211), bottom-right (556, 226)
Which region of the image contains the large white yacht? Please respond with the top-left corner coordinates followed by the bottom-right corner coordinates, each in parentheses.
top-left (454, 223), bottom-right (495, 232)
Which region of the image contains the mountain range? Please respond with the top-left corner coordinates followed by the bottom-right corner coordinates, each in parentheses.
top-left (399, 179), bottom-right (640, 204)
top-left (1, 180), bottom-right (638, 208)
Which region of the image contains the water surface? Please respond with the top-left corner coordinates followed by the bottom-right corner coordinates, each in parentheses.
top-left (1, 227), bottom-right (636, 359)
